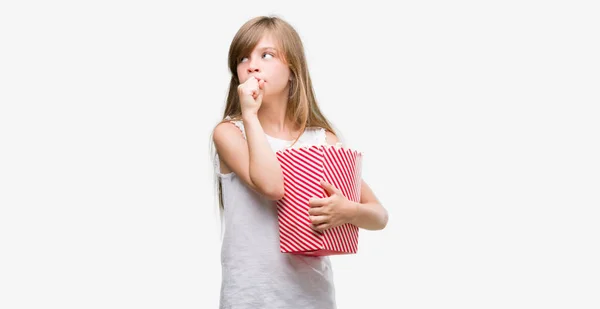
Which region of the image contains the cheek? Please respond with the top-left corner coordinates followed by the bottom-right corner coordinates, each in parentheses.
top-left (267, 67), bottom-right (290, 88)
top-left (265, 77), bottom-right (287, 93)
top-left (236, 65), bottom-right (248, 81)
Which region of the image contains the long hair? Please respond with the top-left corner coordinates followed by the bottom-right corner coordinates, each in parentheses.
top-left (211, 15), bottom-right (338, 214)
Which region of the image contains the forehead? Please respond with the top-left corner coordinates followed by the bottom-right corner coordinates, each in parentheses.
top-left (250, 34), bottom-right (280, 52)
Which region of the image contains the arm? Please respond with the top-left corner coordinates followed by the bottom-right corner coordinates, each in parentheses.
top-left (243, 114), bottom-right (286, 199)
top-left (326, 131), bottom-right (388, 230)
top-left (212, 118), bottom-right (285, 200)
top-left (349, 180), bottom-right (389, 230)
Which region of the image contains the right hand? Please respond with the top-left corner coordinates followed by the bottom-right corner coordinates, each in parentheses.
top-left (238, 76), bottom-right (266, 116)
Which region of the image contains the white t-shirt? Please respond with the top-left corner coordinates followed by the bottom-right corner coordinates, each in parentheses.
top-left (214, 118), bottom-right (336, 309)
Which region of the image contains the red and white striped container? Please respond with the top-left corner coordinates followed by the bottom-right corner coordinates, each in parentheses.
top-left (275, 145), bottom-right (363, 256)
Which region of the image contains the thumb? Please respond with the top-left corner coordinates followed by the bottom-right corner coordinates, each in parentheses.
top-left (255, 91), bottom-right (263, 105)
top-left (320, 180), bottom-right (338, 196)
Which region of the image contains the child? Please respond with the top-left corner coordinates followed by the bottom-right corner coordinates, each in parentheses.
top-left (211, 15), bottom-right (388, 309)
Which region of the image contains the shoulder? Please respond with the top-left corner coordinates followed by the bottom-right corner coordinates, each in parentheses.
top-left (306, 126), bottom-right (339, 145)
top-left (212, 121), bottom-right (235, 139)
top-left (304, 126), bottom-right (338, 146)
top-left (324, 130), bottom-right (339, 145)
top-left (212, 120), bottom-right (245, 146)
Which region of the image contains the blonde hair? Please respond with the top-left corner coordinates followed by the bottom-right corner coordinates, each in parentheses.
top-left (212, 15), bottom-right (337, 212)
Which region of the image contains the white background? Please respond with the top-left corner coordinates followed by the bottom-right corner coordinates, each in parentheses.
top-left (1, 0), bottom-right (599, 308)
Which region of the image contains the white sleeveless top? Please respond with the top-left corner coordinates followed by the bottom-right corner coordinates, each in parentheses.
top-left (214, 118), bottom-right (337, 309)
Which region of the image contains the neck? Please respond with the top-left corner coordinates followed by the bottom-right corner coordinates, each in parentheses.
top-left (257, 91), bottom-right (298, 136)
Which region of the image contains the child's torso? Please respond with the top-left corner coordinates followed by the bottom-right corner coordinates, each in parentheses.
top-left (215, 118), bottom-right (336, 309)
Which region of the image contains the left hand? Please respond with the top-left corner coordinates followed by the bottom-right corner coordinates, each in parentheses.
top-left (308, 180), bottom-right (358, 232)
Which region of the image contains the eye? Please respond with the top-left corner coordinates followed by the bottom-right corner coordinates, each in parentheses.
top-left (263, 53), bottom-right (274, 59)
top-left (239, 57), bottom-right (248, 63)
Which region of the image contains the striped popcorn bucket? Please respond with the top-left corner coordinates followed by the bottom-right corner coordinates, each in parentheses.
top-left (275, 145), bottom-right (363, 256)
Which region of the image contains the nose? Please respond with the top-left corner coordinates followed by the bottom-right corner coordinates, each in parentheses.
top-left (247, 58), bottom-right (260, 73)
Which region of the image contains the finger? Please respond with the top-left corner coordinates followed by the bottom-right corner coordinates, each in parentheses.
top-left (250, 76), bottom-right (260, 87)
top-left (320, 180), bottom-right (339, 196)
top-left (308, 197), bottom-right (327, 207)
top-left (240, 83), bottom-right (257, 95)
top-left (308, 206), bottom-right (325, 216)
top-left (258, 79), bottom-right (265, 89)
top-left (308, 207), bottom-right (325, 216)
top-left (242, 76), bottom-right (258, 88)
top-left (251, 86), bottom-right (261, 98)
top-left (312, 223), bottom-right (329, 232)
top-left (255, 91), bottom-right (263, 104)
top-left (310, 215), bottom-right (328, 225)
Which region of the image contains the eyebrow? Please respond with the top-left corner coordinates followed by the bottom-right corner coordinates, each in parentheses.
top-left (255, 46), bottom-right (278, 52)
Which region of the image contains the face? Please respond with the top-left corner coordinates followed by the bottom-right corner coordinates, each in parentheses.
top-left (237, 34), bottom-right (291, 99)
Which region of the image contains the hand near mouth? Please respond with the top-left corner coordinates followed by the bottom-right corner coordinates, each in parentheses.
top-left (238, 76), bottom-right (266, 116)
